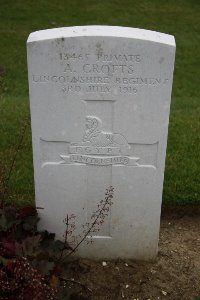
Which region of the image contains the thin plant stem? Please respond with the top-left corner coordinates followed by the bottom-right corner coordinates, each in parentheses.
top-left (60, 188), bottom-right (113, 261)
top-left (59, 277), bottom-right (92, 293)
top-left (58, 214), bottom-right (69, 261)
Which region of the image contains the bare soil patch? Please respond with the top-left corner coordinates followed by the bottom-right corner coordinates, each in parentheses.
top-left (63, 207), bottom-right (200, 300)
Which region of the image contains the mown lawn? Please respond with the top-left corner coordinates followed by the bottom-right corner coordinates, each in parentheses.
top-left (0, 0), bottom-right (199, 206)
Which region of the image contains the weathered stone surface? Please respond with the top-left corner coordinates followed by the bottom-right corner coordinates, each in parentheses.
top-left (27, 26), bottom-right (175, 259)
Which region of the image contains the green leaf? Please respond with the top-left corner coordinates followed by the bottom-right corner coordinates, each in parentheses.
top-left (0, 256), bottom-right (11, 266)
top-left (23, 215), bottom-right (39, 231)
top-left (16, 235), bottom-right (41, 257)
top-left (40, 230), bottom-right (55, 248)
top-left (40, 230), bottom-right (65, 257)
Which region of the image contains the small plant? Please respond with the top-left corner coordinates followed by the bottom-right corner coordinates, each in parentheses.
top-left (60, 186), bottom-right (114, 261)
top-left (0, 204), bottom-right (62, 299)
top-left (0, 186), bottom-right (114, 299)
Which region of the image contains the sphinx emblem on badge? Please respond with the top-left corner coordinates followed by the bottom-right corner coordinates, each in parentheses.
top-left (64, 116), bottom-right (139, 166)
top-left (83, 116), bottom-right (129, 149)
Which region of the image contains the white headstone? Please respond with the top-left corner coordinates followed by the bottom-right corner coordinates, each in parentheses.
top-left (27, 26), bottom-right (175, 260)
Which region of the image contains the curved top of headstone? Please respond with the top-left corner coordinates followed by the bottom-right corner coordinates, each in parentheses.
top-left (27, 25), bottom-right (175, 47)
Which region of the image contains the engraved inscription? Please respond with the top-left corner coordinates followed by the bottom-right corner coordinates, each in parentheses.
top-left (69, 155), bottom-right (129, 165)
top-left (32, 74), bottom-right (168, 95)
top-left (69, 146), bottom-right (122, 155)
top-left (32, 46), bottom-right (170, 95)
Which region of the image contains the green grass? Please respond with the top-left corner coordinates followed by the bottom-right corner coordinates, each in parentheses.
top-left (0, 0), bottom-right (199, 205)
